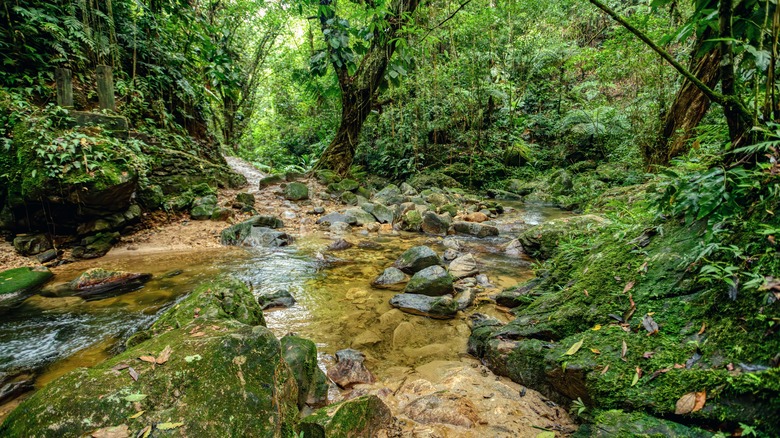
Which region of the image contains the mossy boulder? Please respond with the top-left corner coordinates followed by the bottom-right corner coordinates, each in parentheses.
top-left (71, 232), bottom-right (120, 259)
top-left (372, 184), bottom-right (405, 206)
top-left (404, 265), bottom-right (454, 296)
top-left (450, 221), bottom-right (499, 238)
top-left (408, 172), bottom-right (460, 191)
top-left (518, 214), bottom-right (610, 259)
top-left (393, 246), bottom-right (442, 274)
top-left (0, 276), bottom-right (299, 437)
top-left (389, 293), bottom-right (459, 319)
top-left (190, 195), bottom-right (218, 220)
top-left (340, 191), bottom-right (358, 205)
top-left (220, 215), bottom-right (284, 245)
top-left (361, 202), bottom-right (394, 224)
top-left (574, 410), bottom-right (710, 437)
top-left (280, 335), bottom-right (329, 409)
top-left (342, 208), bottom-right (375, 226)
top-left (259, 174), bottom-right (285, 188)
top-left (0, 266), bottom-right (53, 302)
top-left (12, 234), bottom-right (51, 256)
top-left (398, 210), bottom-right (423, 232)
top-left (284, 182), bottom-right (309, 201)
top-left (69, 268), bottom-right (152, 300)
top-left (299, 395), bottom-right (392, 438)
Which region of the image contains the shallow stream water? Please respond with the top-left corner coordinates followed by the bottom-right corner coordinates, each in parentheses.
top-left (0, 202), bottom-right (567, 421)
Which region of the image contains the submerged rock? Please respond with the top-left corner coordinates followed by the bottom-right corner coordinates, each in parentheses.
top-left (327, 238), bottom-right (354, 251)
top-left (241, 227), bottom-right (292, 247)
top-left (393, 245), bottom-right (442, 274)
top-left (326, 349), bottom-right (375, 388)
top-left (300, 395), bottom-right (392, 438)
top-left (68, 268), bottom-right (152, 299)
top-left (404, 265), bottom-right (454, 296)
top-left (371, 267), bottom-right (408, 290)
top-left (389, 294), bottom-right (458, 319)
top-left (257, 289), bottom-right (296, 309)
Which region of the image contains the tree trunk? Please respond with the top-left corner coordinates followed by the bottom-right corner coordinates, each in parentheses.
top-left (649, 33), bottom-right (721, 166)
top-left (719, 0), bottom-right (752, 149)
top-left (316, 85), bottom-right (373, 175)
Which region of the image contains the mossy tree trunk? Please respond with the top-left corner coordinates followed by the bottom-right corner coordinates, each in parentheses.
top-left (314, 0), bottom-right (421, 176)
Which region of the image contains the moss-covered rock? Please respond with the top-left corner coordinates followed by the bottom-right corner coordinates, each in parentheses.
top-left (404, 265), bottom-right (454, 296)
top-left (220, 215), bottom-right (284, 245)
top-left (284, 182), bottom-right (309, 201)
top-left (0, 267), bottom-right (53, 297)
top-left (408, 172), bottom-right (460, 191)
top-left (574, 410), bottom-right (710, 438)
top-left (399, 210), bottom-right (423, 232)
top-left (299, 395), bottom-right (392, 438)
top-left (12, 234), bottom-right (51, 256)
top-left (518, 214), bottom-right (609, 259)
top-left (393, 245), bottom-right (442, 274)
top-left (280, 335), bottom-right (329, 409)
top-left (0, 276), bottom-right (298, 437)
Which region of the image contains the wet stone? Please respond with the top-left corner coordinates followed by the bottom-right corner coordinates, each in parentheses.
top-left (393, 245), bottom-right (442, 274)
top-left (389, 294), bottom-right (458, 319)
top-left (404, 265), bottom-right (454, 296)
top-left (327, 239), bottom-right (354, 251)
top-left (316, 212), bottom-right (357, 227)
top-left (371, 267), bottom-right (408, 290)
top-left (326, 349), bottom-right (375, 389)
top-left (257, 289), bottom-right (296, 309)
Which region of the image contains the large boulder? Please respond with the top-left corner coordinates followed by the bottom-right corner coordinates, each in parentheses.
top-left (398, 210), bottom-right (423, 232)
top-left (71, 232), bottom-right (120, 259)
top-left (421, 211), bottom-right (451, 235)
top-left (371, 267), bottom-right (408, 290)
top-left (578, 410), bottom-right (710, 437)
top-left (343, 208), bottom-right (376, 226)
top-left (389, 294), bottom-right (458, 319)
top-left (316, 212), bottom-right (357, 227)
top-left (448, 254), bottom-right (479, 279)
top-left (451, 221), bottom-right (499, 238)
top-left (69, 268), bottom-right (152, 300)
top-left (190, 195), bottom-right (218, 220)
top-left (404, 265), bottom-right (454, 296)
top-left (0, 277), bottom-right (298, 437)
top-left (326, 349), bottom-right (375, 389)
top-left (284, 182), bottom-right (309, 201)
top-left (518, 214), bottom-right (610, 259)
top-left (220, 215), bottom-right (284, 245)
top-left (12, 233), bottom-right (51, 256)
top-left (361, 202), bottom-right (394, 224)
top-left (0, 267), bottom-right (53, 306)
top-left (280, 334), bottom-right (329, 409)
top-left (299, 395), bottom-right (393, 438)
top-left (372, 184), bottom-right (405, 205)
top-left (392, 246), bottom-right (442, 274)
top-left (241, 227), bottom-right (292, 247)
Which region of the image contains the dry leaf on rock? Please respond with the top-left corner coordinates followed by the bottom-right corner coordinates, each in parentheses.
top-left (128, 367), bottom-right (139, 382)
top-left (621, 340), bottom-right (628, 361)
top-left (623, 281), bottom-right (635, 293)
top-left (675, 391), bottom-right (706, 414)
top-left (90, 424), bottom-right (129, 438)
top-left (138, 356), bottom-right (156, 364)
top-left (156, 345), bottom-right (172, 365)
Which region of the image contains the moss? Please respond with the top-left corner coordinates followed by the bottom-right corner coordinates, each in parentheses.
top-left (0, 267), bottom-right (53, 296)
top-left (299, 395), bottom-right (392, 438)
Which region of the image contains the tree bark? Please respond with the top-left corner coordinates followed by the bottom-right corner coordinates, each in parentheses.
top-left (649, 34), bottom-right (721, 166)
top-left (314, 0), bottom-right (421, 176)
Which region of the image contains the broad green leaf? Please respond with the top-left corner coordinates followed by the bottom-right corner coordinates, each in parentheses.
top-left (157, 422), bottom-right (184, 430)
top-left (564, 338), bottom-right (584, 356)
top-left (124, 393), bottom-right (147, 402)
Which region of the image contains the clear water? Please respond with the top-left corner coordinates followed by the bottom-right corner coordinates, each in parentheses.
top-left (0, 203), bottom-right (567, 419)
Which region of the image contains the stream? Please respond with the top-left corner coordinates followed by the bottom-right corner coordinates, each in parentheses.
top-left (0, 200), bottom-right (567, 428)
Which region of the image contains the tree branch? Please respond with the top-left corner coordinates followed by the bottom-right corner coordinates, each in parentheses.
top-left (420, 0), bottom-right (473, 42)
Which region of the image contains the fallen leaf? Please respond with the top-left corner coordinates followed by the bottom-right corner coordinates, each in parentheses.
top-left (727, 363), bottom-right (735, 371)
top-left (621, 340), bottom-right (628, 360)
top-left (184, 354), bottom-right (202, 363)
top-left (128, 367), bottom-right (139, 382)
top-left (124, 393), bottom-right (147, 402)
top-left (592, 324), bottom-right (601, 331)
top-left (590, 348), bottom-right (601, 355)
top-left (156, 422), bottom-right (184, 430)
top-left (191, 332), bottom-right (206, 337)
top-left (138, 356), bottom-right (156, 364)
top-left (128, 410), bottom-right (145, 419)
top-left (535, 432), bottom-right (555, 438)
top-left (90, 424), bottom-right (129, 438)
top-left (583, 289), bottom-right (589, 297)
top-left (673, 363), bottom-right (685, 369)
top-left (600, 364), bottom-right (610, 375)
top-left (647, 368), bottom-right (670, 382)
top-left (675, 392), bottom-right (697, 415)
top-left (769, 235), bottom-right (776, 245)
top-left (643, 351), bottom-right (655, 359)
top-left (638, 262), bottom-right (648, 274)
top-left (137, 425), bottom-right (151, 438)
top-left (623, 281), bottom-right (635, 293)
top-left (112, 363), bottom-right (130, 371)
top-left (156, 345), bottom-right (172, 365)
top-left (189, 326), bottom-right (201, 334)
top-left (631, 367), bottom-right (641, 386)
top-left (642, 314), bottom-right (659, 335)
top-left (698, 323), bottom-right (706, 335)
top-left (564, 339), bottom-right (584, 356)
top-left (693, 391), bottom-right (706, 412)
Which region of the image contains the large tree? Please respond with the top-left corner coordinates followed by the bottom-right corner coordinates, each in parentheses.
top-left (311, 0), bottom-right (422, 175)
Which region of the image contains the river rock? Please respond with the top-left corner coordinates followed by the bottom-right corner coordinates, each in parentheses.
top-left (300, 395), bottom-right (392, 437)
top-left (443, 248), bottom-right (460, 261)
top-left (373, 184), bottom-right (405, 205)
top-left (326, 349), bottom-right (375, 388)
top-left (494, 280), bottom-right (539, 308)
top-left (371, 267), bottom-right (408, 290)
top-left (451, 221), bottom-right (499, 238)
top-left (284, 182), bottom-right (309, 201)
top-left (341, 191), bottom-right (358, 205)
top-left (0, 277), bottom-right (299, 437)
top-left (393, 245), bottom-right (442, 274)
top-left (0, 379), bottom-right (34, 405)
top-left (281, 334), bottom-right (329, 409)
top-left (241, 227), bottom-right (292, 247)
top-left (404, 265), bottom-right (454, 296)
top-left (518, 214), bottom-right (611, 259)
top-left (399, 210), bottom-right (423, 231)
top-left (361, 202), bottom-right (395, 224)
top-left (257, 289), bottom-right (296, 309)
top-left (68, 268), bottom-right (152, 299)
top-left (389, 294), bottom-right (458, 319)
top-left (12, 233), bottom-right (51, 256)
top-left (403, 393), bottom-right (481, 428)
top-left (0, 266), bottom-right (53, 297)
top-left (352, 330), bottom-right (383, 348)
top-left (35, 248), bottom-right (58, 263)
top-left (259, 174), bottom-right (285, 188)
top-left (459, 212), bottom-right (489, 223)
top-left (421, 211), bottom-right (451, 235)
top-left (71, 232), bottom-right (120, 259)
top-left (504, 238), bottom-right (523, 256)
top-left (234, 192), bottom-right (255, 209)
top-left (329, 222), bottom-right (352, 234)
top-left (455, 288), bottom-right (477, 310)
top-left (316, 212), bottom-right (357, 226)
top-left (448, 254), bottom-right (479, 279)
top-left (327, 238), bottom-right (354, 251)
top-left (344, 207), bottom-right (376, 226)
top-left (220, 215), bottom-right (284, 245)
top-left (191, 194), bottom-right (218, 220)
